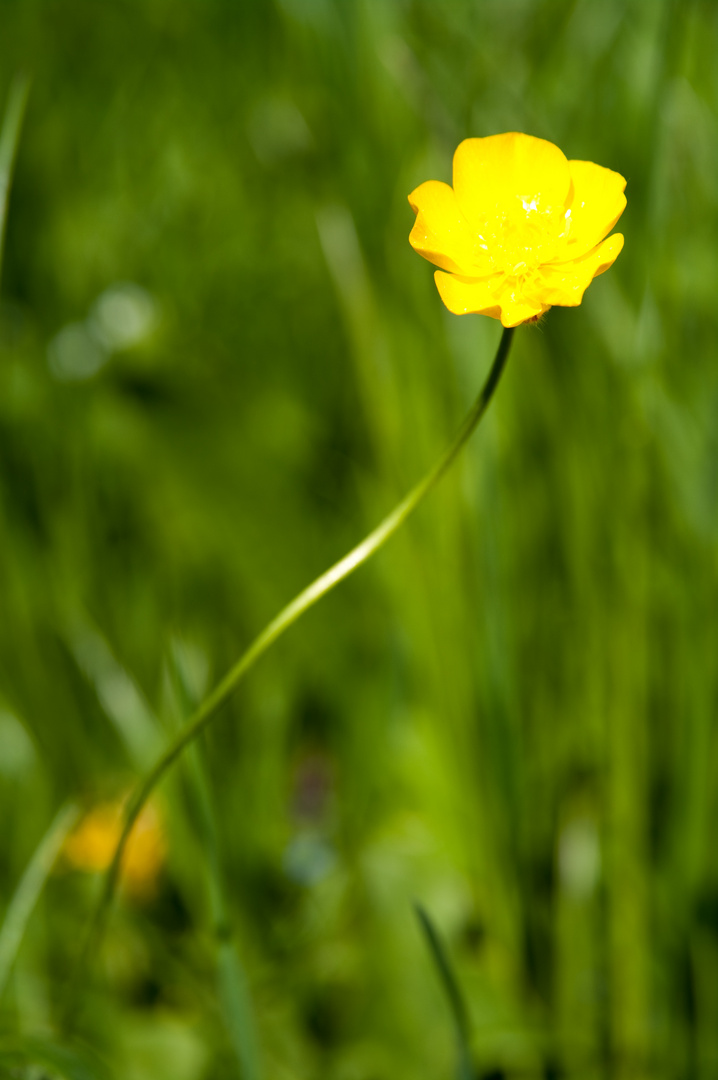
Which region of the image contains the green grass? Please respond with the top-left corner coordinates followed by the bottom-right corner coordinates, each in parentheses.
top-left (2, 1), bottom-right (718, 1077)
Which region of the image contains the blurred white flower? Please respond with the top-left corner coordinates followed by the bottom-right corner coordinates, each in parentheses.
top-left (48, 282), bottom-right (157, 382)
top-left (47, 321), bottom-right (107, 381)
top-left (88, 282), bottom-right (157, 352)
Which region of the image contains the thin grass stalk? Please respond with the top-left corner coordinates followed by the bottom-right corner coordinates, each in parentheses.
top-left (415, 904), bottom-right (473, 1080)
top-left (170, 651), bottom-right (262, 1080)
top-left (0, 803), bottom-right (79, 999)
top-left (0, 72), bottom-right (30, 289)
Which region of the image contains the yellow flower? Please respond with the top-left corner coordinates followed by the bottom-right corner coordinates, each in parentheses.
top-left (408, 132), bottom-right (626, 328)
top-left (64, 799), bottom-right (166, 899)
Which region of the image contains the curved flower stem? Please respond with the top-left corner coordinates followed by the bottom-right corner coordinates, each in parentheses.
top-left (67, 324), bottom-right (515, 1022)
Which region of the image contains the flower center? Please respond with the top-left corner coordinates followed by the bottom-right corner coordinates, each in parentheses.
top-left (471, 197), bottom-right (570, 277)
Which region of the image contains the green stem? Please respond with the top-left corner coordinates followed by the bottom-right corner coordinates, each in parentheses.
top-left (67, 324), bottom-right (515, 1021)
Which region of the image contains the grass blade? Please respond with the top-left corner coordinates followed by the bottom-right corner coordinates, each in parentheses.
top-left (216, 934), bottom-right (262, 1080)
top-left (171, 650), bottom-right (262, 1080)
top-left (0, 802), bottom-right (79, 999)
top-left (0, 72), bottom-right (30, 289)
top-left (415, 903), bottom-right (473, 1080)
top-left (188, 743), bottom-right (262, 1080)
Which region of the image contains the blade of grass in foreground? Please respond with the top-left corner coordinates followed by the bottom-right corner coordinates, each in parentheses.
top-left (170, 650), bottom-right (262, 1080)
top-left (180, 743), bottom-right (262, 1080)
top-left (415, 903), bottom-right (474, 1080)
top-left (191, 752), bottom-right (261, 1080)
top-left (0, 72), bottom-right (30, 289)
top-left (0, 803), bottom-right (79, 999)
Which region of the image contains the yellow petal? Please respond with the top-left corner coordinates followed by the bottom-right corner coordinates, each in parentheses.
top-left (559, 160), bottom-right (627, 259)
top-left (408, 180), bottom-right (490, 275)
top-left (434, 270), bottom-right (547, 327)
top-left (453, 133), bottom-right (571, 226)
top-left (537, 233), bottom-right (624, 307)
top-left (434, 271), bottom-right (501, 318)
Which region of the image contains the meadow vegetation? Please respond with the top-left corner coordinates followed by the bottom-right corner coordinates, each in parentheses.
top-left (1, 1), bottom-right (718, 1077)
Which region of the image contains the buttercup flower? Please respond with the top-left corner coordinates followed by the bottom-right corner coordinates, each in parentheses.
top-left (64, 799), bottom-right (166, 899)
top-left (409, 132), bottom-right (626, 328)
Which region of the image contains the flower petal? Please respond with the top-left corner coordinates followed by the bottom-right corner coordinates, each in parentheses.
top-left (408, 180), bottom-right (490, 275)
top-left (558, 160), bottom-right (627, 259)
top-left (434, 271), bottom-right (500, 317)
top-left (536, 233), bottom-right (624, 307)
top-left (453, 133), bottom-right (571, 225)
top-left (434, 270), bottom-right (548, 328)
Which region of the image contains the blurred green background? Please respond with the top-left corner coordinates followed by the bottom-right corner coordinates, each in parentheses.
top-left (1, 1), bottom-right (718, 1077)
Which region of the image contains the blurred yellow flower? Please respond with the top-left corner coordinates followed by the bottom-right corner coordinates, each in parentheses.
top-left (409, 132), bottom-right (626, 328)
top-left (64, 799), bottom-right (165, 899)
